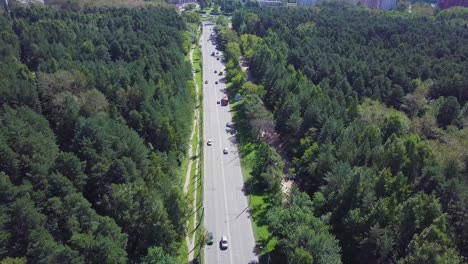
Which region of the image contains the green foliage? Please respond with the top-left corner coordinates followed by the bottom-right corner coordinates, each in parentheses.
top-left (265, 189), bottom-right (342, 264)
top-left (183, 12), bottom-right (201, 25)
top-left (142, 246), bottom-right (178, 264)
top-left (436, 7), bottom-right (468, 26)
top-left (233, 4), bottom-right (468, 107)
top-left (0, 258), bottom-right (27, 264)
top-left (109, 180), bottom-right (186, 259)
top-left (251, 143), bottom-right (284, 193)
top-left (0, 106), bottom-right (58, 185)
top-left (240, 34), bottom-right (263, 60)
top-left (0, 5), bottom-right (192, 263)
top-left (240, 95), bottom-right (275, 141)
top-left (213, 0), bottom-right (242, 13)
top-left (290, 247), bottom-right (314, 264)
top-left (0, 17), bottom-right (40, 112)
top-left (45, 0), bottom-right (170, 10)
top-left (436, 96), bottom-right (460, 128)
top-left (230, 3), bottom-right (467, 263)
top-left (240, 81), bottom-right (266, 98)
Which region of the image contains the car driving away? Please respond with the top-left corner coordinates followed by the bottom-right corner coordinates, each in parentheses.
top-left (220, 236), bottom-right (228, 250)
top-left (207, 139), bottom-right (212, 146)
top-left (202, 22), bottom-right (257, 263)
top-left (207, 232), bottom-right (214, 245)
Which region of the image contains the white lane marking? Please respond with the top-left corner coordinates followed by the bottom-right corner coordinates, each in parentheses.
top-left (208, 25), bottom-right (234, 264)
top-left (203, 28), bottom-right (218, 264)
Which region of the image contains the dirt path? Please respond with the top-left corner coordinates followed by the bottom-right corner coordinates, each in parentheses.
top-left (184, 28), bottom-right (202, 263)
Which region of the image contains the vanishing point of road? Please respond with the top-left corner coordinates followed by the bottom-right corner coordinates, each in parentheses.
top-left (202, 21), bottom-right (258, 264)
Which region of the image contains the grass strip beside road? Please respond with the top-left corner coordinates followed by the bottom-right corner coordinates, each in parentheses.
top-left (193, 97), bottom-right (204, 263)
top-left (193, 46), bottom-right (203, 90)
top-left (177, 240), bottom-right (188, 264)
top-left (179, 29), bottom-right (199, 264)
top-left (183, 26), bottom-right (203, 263)
top-left (192, 40), bottom-right (205, 264)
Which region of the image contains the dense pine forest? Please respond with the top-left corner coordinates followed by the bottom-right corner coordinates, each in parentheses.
top-left (0, 5), bottom-right (193, 263)
top-left (219, 4), bottom-right (468, 264)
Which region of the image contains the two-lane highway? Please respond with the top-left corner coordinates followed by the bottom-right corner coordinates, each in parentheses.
top-left (202, 22), bottom-right (257, 264)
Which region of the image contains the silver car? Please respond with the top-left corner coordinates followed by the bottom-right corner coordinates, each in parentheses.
top-left (220, 236), bottom-right (228, 250)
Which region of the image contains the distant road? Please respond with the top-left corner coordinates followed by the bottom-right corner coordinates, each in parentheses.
top-left (202, 22), bottom-right (258, 264)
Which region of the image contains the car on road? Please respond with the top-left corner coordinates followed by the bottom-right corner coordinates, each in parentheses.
top-left (217, 57), bottom-right (220, 61)
top-left (207, 139), bottom-right (213, 146)
top-left (223, 148), bottom-right (229, 154)
top-left (215, 81), bottom-right (218, 84)
top-left (217, 100), bottom-right (220, 104)
top-left (205, 80), bottom-right (208, 84)
top-left (218, 71), bottom-right (223, 75)
top-left (220, 236), bottom-right (228, 250)
top-left (211, 52), bottom-right (215, 56)
top-left (207, 232), bottom-right (214, 245)
top-left (214, 70), bottom-right (217, 73)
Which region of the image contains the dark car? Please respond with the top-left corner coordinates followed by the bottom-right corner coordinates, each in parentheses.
top-left (205, 80), bottom-right (208, 84)
top-left (217, 57), bottom-right (220, 61)
top-left (214, 70), bottom-right (217, 73)
top-left (215, 81), bottom-right (218, 84)
top-left (207, 232), bottom-right (214, 245)
top-left (217, 100), bottom-right (220, 104)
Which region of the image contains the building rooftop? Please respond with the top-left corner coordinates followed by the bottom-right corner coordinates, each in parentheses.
top-left (258, 0), bottom-right (282, 7)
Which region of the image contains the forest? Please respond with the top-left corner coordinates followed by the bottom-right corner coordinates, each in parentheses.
top-left (219, 4), bottom-right (468, 264)
top-left (0, 4), bottom-right (193, 263)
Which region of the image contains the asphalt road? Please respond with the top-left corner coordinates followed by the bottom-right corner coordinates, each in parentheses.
top-left (202, 22), bottom-right (258, 264)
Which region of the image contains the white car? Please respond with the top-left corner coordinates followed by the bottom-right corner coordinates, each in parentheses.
top-left (207, 139), bottom-right (213, 146)
top-left (223, 148), bottom-right (229, 154)
top-left (220, 236), bottom-right (228, 250)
